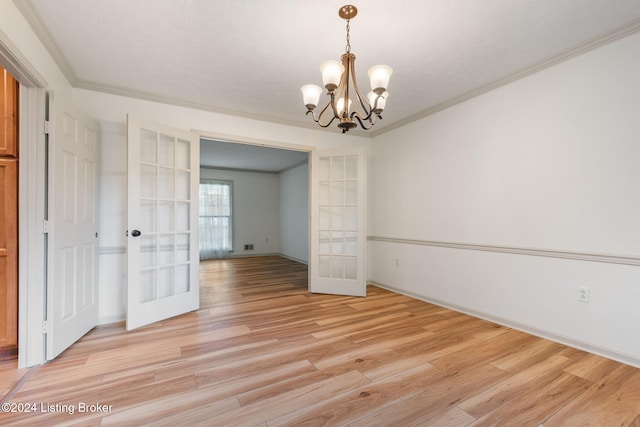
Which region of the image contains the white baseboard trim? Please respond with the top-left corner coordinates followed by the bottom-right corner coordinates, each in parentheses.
top-left (98, 315), bottom-right (125, 326)
top-left (202, 252), bottom-right (308, 264)
top-left (278, 254), bottom-right (309, 265)
top-left (370, 280), bottom-right (640, 369)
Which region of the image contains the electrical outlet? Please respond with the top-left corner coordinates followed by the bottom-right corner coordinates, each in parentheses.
top-left (577, 286), bottom-right (590, 303)
top-left (395, 258), bottom-right (400, 267)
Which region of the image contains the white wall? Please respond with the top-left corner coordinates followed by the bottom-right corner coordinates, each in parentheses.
top-left (200, 167), bottom-right (280, 256)
top-left (96, 122), bottom-right (128, 323)
top-left (74, 90), bottom-right (369, 324)
top-left (369, 32), bottom-right (640, 367)
top-left (279, 162), bottom-right (309, 263)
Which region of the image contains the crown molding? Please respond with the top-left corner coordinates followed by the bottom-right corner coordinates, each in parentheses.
top-left (0, 27), bottom-right (47, 88)
top-left (75, 79), bottom-right (344, 131)
top-left (368, 236), bottom-right (640, 267)
top-left (77, 78), bottom-right (374, 137)
top-left (370, 18), bottom-right (640, 138)
top-left (13, 0), bottom-right (77, 85)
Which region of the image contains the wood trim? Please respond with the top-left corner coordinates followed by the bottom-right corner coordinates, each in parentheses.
top-left (368, 236), bottom-right (640, 267)
top-left (0, 27), bottom-right (47, 88)
top-left (1, 69), bottom-right (18, 157)
top-left (0, 159), bottom-right (18, 351)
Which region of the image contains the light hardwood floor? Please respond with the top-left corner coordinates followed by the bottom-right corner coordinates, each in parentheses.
top-left (1, 256), bottom-right (639, 426)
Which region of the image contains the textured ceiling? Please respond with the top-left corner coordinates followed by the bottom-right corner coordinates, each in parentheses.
top-left (18, 0), bottom-right (640, 137)
top-left (200, 138), bottom-right (308, 173)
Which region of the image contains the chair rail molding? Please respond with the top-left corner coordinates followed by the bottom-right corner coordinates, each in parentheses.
top-left (368, 236), bottom-right (640, 267)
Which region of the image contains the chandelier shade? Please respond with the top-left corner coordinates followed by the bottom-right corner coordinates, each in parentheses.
top-left (320, 61), bottom-right (345, 91)
top-left (368, 65), bottom-right (393, 94)
top-left (301, 5), bottom-right (393, 133)
top-left (301, 84), bottom-right (323, 109)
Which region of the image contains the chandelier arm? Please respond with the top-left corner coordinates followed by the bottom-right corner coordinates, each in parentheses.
top-left (347, 56), bottom-right (374, 117)
top-left (351, 110), bottom-right (376, 130)
top-left (320, 91), bottom-right (341, 123)
top-left (350, 92), bottom-right (386, 124)
top-left (306, 110), bottom-right (339, 128)
top-left (327, 91), bottom-right (341, 120)
top-left (312, 99), bottom-right (341, 128)
top-left (350, 104), bottom-right (374, 123)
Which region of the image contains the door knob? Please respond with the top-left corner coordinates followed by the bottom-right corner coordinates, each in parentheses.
top-left (131, 229), bottom-right (142, 237)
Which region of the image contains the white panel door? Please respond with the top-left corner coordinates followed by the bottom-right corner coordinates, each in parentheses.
top-left (310, 147), bottom-right (366, 296)
top-left (47, 94), bottom-right (100, 360)
top-left (127, 116), bottom-right (199, 330)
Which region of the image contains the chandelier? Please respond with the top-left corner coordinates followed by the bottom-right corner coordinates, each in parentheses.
top-left (301, 5), bottom-right (393, 133)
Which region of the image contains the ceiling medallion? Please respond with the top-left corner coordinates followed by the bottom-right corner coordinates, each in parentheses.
top-left (301, 5), bottom-right (393, 133)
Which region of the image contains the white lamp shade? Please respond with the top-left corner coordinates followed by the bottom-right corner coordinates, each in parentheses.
top-left (368, 91), bottom-right (388, 111)
top-left (336, 97), bottom-right (352, 114)
top-left (368, 65), bottom-right (393, 93)
top-left (301, 84), bottom-right (323, 108)
top-left (320, 60), bottom-right (345, 89)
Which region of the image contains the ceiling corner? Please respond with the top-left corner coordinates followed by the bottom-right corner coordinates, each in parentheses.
top-left (13, 0), bottom-right (78, 86)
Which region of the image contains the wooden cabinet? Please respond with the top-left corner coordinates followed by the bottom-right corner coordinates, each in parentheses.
top-left (0, 159), bottom-right (17, 356)
top-left (1, 69), bottom-right (18, 157)
top-left (0, 67), bottom-right (18, 358)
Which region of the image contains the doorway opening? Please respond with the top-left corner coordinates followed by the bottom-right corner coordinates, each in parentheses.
top-left (199, 138), bottom-right (310, 266)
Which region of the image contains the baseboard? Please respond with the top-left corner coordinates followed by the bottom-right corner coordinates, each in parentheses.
top-left (98, 314), bottom-right (125, 326)
top-left (0, 346), bottom-right (18, 361)
top-left (370, 280), bottom-right (640, 369)
top-left (206, 252), bottom-right (309, 264)
top-left (278, 253), bottom-right (309, 265)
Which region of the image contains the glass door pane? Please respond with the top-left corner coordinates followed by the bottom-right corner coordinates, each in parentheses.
top-left (127, 116), bottom-right (199, 330)
top-left (310, 148), bottom-right (366, 297)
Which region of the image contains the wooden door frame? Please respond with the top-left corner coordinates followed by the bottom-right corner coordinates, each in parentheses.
top-left (1, 32), bottom-right (48, 367)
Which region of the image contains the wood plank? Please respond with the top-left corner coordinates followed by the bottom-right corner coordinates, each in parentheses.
top-left (459, 354), bottom-right (573, 417)
top-left (0, 256), bottom-right (638, 426)
top-left (543, 364), bottom-right (640, 426)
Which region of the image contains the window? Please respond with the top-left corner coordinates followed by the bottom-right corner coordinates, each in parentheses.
top-left (199, 181), bottom-right (232, 259)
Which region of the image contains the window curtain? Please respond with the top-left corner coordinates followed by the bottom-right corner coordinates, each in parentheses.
top-left (199, 181), bottom-right (232, 260)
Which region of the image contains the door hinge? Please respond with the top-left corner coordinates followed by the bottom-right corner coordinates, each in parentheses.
top-left (42, 321), bottom-right (48, 334)
top-left (44, 120), bottom-right (51, 135)
top-left (43, 219), bottom-right (49, 234)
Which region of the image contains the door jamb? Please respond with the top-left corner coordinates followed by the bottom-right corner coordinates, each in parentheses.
top-left (1, 30), bottom-right (48, 367)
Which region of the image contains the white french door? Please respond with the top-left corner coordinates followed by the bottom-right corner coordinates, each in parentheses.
top-left (47, 94), bottom-right (100, 360)
top-left (126, 116), bottom-right (200, 330)
top-left (309, 147), bottom-right (367, 296)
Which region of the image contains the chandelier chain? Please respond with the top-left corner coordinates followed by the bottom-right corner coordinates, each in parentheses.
top-left (345, 19), bottom-right (351, 53)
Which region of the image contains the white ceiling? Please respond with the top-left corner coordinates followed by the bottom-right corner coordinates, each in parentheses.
top-left (18, 0), bottom-right (640, 139)
top-left (200, 138), bottom-right (308, 173)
